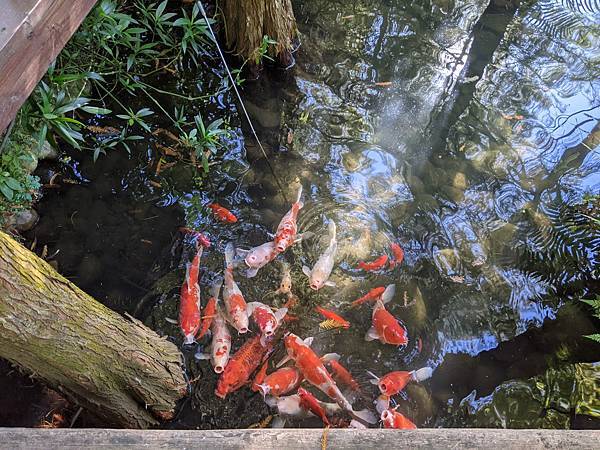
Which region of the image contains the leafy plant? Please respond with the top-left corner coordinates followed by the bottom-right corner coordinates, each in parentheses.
top-left (173, 3), bottom-right (213, 58)
top-left (178, 114), bottom-right (229, 173)
top-left (580, 296), bottom-right (600, 343)
top-left (116, 107), bottom-right (155, 132)
top-left (0, 138), bottom-right (41, 215)
top-left (255, 35), bottom-right (277, 65)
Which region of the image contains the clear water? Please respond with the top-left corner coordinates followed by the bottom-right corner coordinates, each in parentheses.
top-left (27, 0), bottom-right (599, 429)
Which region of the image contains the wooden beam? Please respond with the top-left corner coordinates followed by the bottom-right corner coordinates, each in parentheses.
top-left (0, 428), bottom-right (598, 449)
top-left (0, 0), bottom-right (97, 133)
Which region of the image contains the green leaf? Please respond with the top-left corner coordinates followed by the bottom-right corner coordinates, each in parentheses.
top-left (0, 182), bottom-right (14, 200)
top-left (43, 113), bottom-right (59, 120)
top-left (4, 177), bottom-right (23, 191)
top-left (136, 108), bottom-right (154, 117)
top-left (156, 0), bottom-right (168, 18)
top-left (584, 334), bottom-right (600, 343)
top-left (202, 153), bottom-right (209, 173)
top-left (173, 17), bottom-right (188, 27)
top-left (80, 106), bottom-right (112, 115)
top-left (127, 54), bottom-right (135, 71)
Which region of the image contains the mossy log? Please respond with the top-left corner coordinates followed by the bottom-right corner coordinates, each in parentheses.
top-left (223, 0), bottom-right (297, 64)
top-left (0, 231), bottom-right (187, 428)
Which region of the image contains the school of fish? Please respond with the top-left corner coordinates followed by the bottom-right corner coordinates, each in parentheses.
top-left (177, 188), bottom-right (431, 429)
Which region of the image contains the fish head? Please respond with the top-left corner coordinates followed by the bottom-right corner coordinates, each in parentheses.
top-left (232, 309), bottom-right (249, 334)
top-left (276, 395), bottom-right (303, 416)
top-left (309, 276), bottom-right (324, 290)
top-left (283, 333), bottom-right (303, 358)
top-left (183, 334), bottom-right (195, 345)
top-left (380, 409), bottom-right (394, 427)
top-left (263, 322), bottom-right (275, 337)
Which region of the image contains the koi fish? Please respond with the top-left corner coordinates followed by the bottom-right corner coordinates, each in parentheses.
top-left (246, 302), bottom-right (288, 342)
top-left (283, 333), bottom-right (376, 424)
top-left (374, 394), bottom-right (391, 415)
top-left (208, 203), bottom-right (237, 223)
top-left (298, 387), bottom-right (330, 426)
top-left (265, 394), bottom-right (341, 421)
top-left (256, 366), bottom-right (303, 397)
top-left (251, 360), bottom-right (270, 393)
top-left (363, 284), bottom-right (409, 346)
top-left (275, 261), bottom-right (293, 296)
top-left (368, 367), bottom-right (433, 395)
top-left (327, 360), bottom-right (360, 393)
top-left (238, 241), bottom-right (280, 278)
top-left (356, 254), bottom-right (388, 272)
top-left (351, 286), bottom-right (386, 307)
top-left (216, 334), bottom-right (272, 398)
top-left (179, 244), bottom-right (203, 344)
top-left (179, 227), bottom-right (211, 248)
top-left (381, 409), bottom-right (417, 429)
top-left (388, 243), bottom-right (404, 268)
top-left (302, 220), bottom-right (337, 290)
top-left (197, 278), bottom-right (222, 340)
top-left (196, 304), bottom-right (231, 373)
top-left (223, 243), bottom-right (249, 333)
top-left (274, 186), bottom-right (304, 252)
top-left (315, 306), bottom-right (350, 329)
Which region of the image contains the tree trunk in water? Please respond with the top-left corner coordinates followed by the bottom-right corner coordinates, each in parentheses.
top-left (0, 231), bottom-right (187, 428)
top-left (223, 0), bottom-right (297, 64)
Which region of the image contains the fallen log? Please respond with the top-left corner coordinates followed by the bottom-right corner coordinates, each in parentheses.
top-left (0, 231), bottom-right (187, 428)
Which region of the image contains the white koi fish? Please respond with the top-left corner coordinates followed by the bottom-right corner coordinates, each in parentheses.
top-left (196, 305), bottom-right (231, 373)
top-left (302, 220), bottom-right (337, 290)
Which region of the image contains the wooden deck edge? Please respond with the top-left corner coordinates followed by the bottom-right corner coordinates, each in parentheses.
top-left (0, 428), bottom-right (598, 449)
top-left (0, 0), bottom-right (97, 133)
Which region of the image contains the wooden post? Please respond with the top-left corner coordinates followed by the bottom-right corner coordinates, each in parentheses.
top-left (0, 231), bottom-right (187, 428)
top-left (0, 0), bottom-right (97, 132)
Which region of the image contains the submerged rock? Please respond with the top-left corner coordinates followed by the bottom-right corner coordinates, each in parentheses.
top-left (6, 209), bottom-right (39, 232)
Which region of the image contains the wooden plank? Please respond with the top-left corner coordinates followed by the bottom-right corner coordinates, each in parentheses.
top-left (0, 428), bottom-right (598, 450)
top-left (0, 0), bottom-right (97, 133)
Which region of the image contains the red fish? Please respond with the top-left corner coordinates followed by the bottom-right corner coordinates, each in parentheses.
top-left (356, 254), bottom-right (388, 272)
top-left (216, 335), bottom-right (272, 398)
top-left (369, 370), bottom-right (413, 396)
top-left (208, 203), bottom-right (237, 223)
top-left (256, 366), bottom-right (303, 397)
top-left (351, 286), bottom-right (386, 307)
top-left (381, 409), bottom-right (417, 429)
top-left (179, 245), bottom-right (203, 344)
top-left (363, 284), bottom-right (408, 346)
top-left (197, 279), bottom-right (221, 340)
top-left (298, 387), bottom-right (330, 426)
top-left (327, 360), bottom-right (360, 393)
top-left (274, 186), bottom-right (303, 252)
top-left (315, 306), bottom-right (350, 329)
top-left (246, 302), bottom-right (288, 341)
top-left (251, 360), bottom-right (270, 393)
top-left (223, 243), bottom-right (249, 333)
top-left (388, 243), bottom-right (404, 268)
top-left (179, 227), bottom-right (211, 248)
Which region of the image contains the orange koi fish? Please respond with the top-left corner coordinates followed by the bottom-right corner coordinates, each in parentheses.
top-left (196, 304), bottom-right (231, 373)
top-left (179, 244), bottom-right (203, 344)
top-left (298, 387), bottom-right (330, 426)
top-left (251, 360), bottom-right (270, 393)
top-left (197, 278), bottom-right (222, 340)
top-left (223, 243), bottom-right (249, 333)
top-left (216, 334), bottom-right (272, 398)
top-left (381, 409), bottom-right (417, 429)
top-left (246, 302), bottom-right (287, 342)
top-left (283, 334), bottom-right (376, 424)
top-left (351, 286), bottom-right (386, 307)
top-left (368, 367), bottom-right (433, 395)
top-left (362, 284), bottom-right (408, 346)
top-left (388, 243), bottom-right (404, 268)
top-left (315, 306), bottom-right (350, 329)
top-left (327, 360), bottom-right (360, 393)
top-left (356, 254), bottom-right (388, 272)
top-left (208, 203), bottom-right (237, 223)
top-left (256, 366), bottom-right (303, 397)
top-left (274, 186), bottom-right (303, 252)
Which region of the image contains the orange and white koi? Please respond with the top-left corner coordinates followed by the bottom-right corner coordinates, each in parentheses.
top-left (239, 241), bottom-right (280, 278)
top-left (251, 360), bottom-right (270, 393)
top-left (223, 243), bottom-right (249, 333)
top-left (265, 394), bottom-right (341, 421)
top-left (302, 220), bottom-right (337, 290)
top-left (274, 186), bottom-right (304, 252)
top-left (196, 304), bottom-right (231, 373)
top-left (388, 243), bottom-right (404, 268)
top-left (208, 203), bottom-right (238, 223)
top-left (298, 387), bottom-right (330, 426)
top-left (327, 360), bottom-right (361, 393)
top-left (381, 408), bottom-right (417, 429)
top-left (351, 286), bottom-right (386, 307)
top-left (197, 278), bottom-right (221, 340)
top-left (356, 254), bottom-right (388, 272)
top-left (362, 284), bottom-right (408, 346)
top-left (246, 302), bottom-right (288, 342)
top-left (367, 367), bottom-right (432, 396)
top-left (179, 244), bottom-right (203, 344)
top-left (315, 306), bottom-right (350, 329)
top-left (275, 261), bottom-right (293, 296)
top-left (216, 334), bottom-right (272, 398)
top-left (256, 366), bottom-right (303, 397)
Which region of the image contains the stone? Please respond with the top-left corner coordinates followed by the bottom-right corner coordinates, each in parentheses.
top-left (6, 209), bottom-right (39, 232)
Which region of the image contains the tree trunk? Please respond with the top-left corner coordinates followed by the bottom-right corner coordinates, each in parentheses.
top-left (0, 231), bottom-right (187, 428)
top-left (223, 0), bottom-right (297, 65)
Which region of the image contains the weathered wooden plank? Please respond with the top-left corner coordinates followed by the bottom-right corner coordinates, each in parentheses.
top-left (0, 0), bottom-right (97, 133)
top-left (0, 428), bottom-right (598, 449)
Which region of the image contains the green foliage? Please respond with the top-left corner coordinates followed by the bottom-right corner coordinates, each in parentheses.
top-left (580, 296), bottom-right (600, 342)
top-left (178, 114), bottom-right (230, 173)
top-left (255, 35), bottom-right (278, 65)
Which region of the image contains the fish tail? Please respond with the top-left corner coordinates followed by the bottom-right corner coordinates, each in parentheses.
top-left (351, 408), bottom-right (378, 425)
top-left (381, 283), bottom-right (396, 304)
top-left (295, 185), bottom-right (303, 206)
top-left (412, 366), bottom-right (433, 382)
top-left (209, 277), bottom-right (223, 299)
top-left (225, 242), bottom-right (235, 267)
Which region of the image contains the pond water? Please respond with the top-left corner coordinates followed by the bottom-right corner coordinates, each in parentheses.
top-left (25, 0), bottom-right (599, 429)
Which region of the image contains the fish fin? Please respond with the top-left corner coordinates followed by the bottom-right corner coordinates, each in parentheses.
top-left (195, 351), bottom-right (210, 360)
top-left (349, 419), bottom-right (368, 429)
top-left (246, 302), bottom-right (259, 317)
top-left (295, 185), bottom-right (303, 204)
top-left (381, 283), bottom-right (396, 304)
top-left (236, 247), bottom-right (250, 257)
top-left (294, 231), bottom-right (314, 243)
top-left (366, 370), bottom-right (380, 382)
top-left (351, 408), bottom-right (378, 425)
top-left (324, 280), bottom-right (336, 287)
top-left (412, 367), bottom-right (433, 382)
top-left (365, 327), bottom-right (379, 342)
top-left (274, 307), bottom-right (288, 322)
top-left (256, 384), bottom-right (270, 398)
top-left (183, 334), bottom-right (195, 345)
top-left (209, 277), bottom-right (223, 298)
top-left (302, 265), bottom-right (312, 277)
top-left (271, 416), bottom-right (286, 428)
top-left (320, 353), bottom-right (340, 364)
top-left (164, 317), bottom-right (178, 325)
top-left (224, 242), bottom-right (235, 267)
top-left (303, 336), bottom-right (314, 346)
top-left (246, 267), bottom-right (259, 278)
top-left (275, 355), bottom-right (292, 368)
top-left (264, 396), bottom-right (278, 408)
top-left (327, 220), bottom-right (336, 242)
